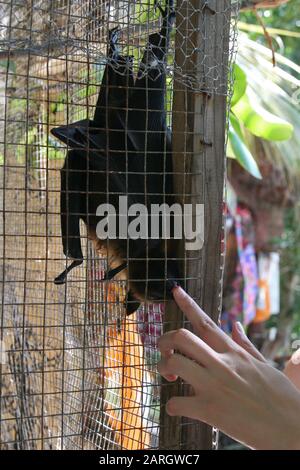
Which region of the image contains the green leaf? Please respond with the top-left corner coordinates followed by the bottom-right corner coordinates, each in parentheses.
top-left (232, 92), bottom-right (294, 141)
top-left (230, 111), bottom-right (244, 141)
top-left (227, 112), bottom-right (244, 159)
top-left (134, 0), bottom-right (159, 24)
top-left (226, 137), bottom-right (235, 160)
top-left (0, 59), bottom-right (16, 73)
top-left (228, 122), bottom-right (262, 179)
top-left (231, 64), bottom-right (247, 107)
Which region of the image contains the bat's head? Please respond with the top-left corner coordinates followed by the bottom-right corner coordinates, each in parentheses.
top-left (128, 256), bottom-right (181, 303)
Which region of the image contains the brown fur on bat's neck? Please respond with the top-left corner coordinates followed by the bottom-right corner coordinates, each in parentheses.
top-left (88, 226), bottom-right (178, 304)
top-left (88, 227), bottom-right (128, 283)
top-left (52, 224), bottom-right (179, 315)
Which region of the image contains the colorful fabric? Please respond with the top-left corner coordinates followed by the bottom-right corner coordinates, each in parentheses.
top-left (136, 303), bottom-right (163, 350)
top-left (222, 205), bottom-right (258, 332)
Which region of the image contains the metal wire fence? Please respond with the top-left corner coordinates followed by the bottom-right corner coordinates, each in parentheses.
top-left (0, 0), bottom-right (239, 450)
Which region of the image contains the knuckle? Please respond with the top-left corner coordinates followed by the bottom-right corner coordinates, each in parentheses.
top-left (166, 397), bottom-right (179, 415)
top-left (167, 354), bottom-right (179, 370)
top-left (220, 353), bottom-right (232, 368)
top-left (197, 317), bottom-right (216, 334)
top-left (220, 348), bottom-right (251, 377)
top-left (173, 328), bottom-right (190, 344)
top-left (182, 295), bottom-right (196, 311)
top-left (181, 292), bottom-right (192, 305)
top-left (239, 335), bottom-right (252, 348)
top-left (158, 355), bottom-right (177, 376)
top-left (219, 352), bottom-right (239, 375)
top-left (236, 346), bottom-right (251, 362)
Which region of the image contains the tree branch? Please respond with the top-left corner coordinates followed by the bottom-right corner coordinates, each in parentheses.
top-left (241, 0), bottom-right (289, 10)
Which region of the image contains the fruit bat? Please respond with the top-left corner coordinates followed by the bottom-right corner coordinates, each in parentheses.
top-left (52, 0), bottom-right (180, 315)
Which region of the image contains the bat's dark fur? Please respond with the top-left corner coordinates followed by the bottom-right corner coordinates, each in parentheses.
top-left (52, 1), bottom-right (180, 314)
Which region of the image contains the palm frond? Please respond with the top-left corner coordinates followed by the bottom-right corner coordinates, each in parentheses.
top-left (237, 34), bottom-right (300, 194)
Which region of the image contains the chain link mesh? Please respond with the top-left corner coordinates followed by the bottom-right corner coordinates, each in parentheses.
top-left (0, 0), bottom-right (240, 450)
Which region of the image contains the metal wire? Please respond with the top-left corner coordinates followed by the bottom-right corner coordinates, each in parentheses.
top-left (0, 0), bottom-right (239, 450)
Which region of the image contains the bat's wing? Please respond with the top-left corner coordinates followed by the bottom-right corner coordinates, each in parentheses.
top-left (127, 0), bottom-right (175, 153)
top-left (94, 27), bottom-right (134, 128)
top-left (54, 149), bottom-right (86, 284)
top-left (94, 56), bottom-right (134, 134)
top-left (51, 119), bottom-right (94, 149)
top-left (124, 3), bottom-right (175, 211)
top-left (51, 27), bottom-right (135, 155)
top-left (54, 143), bottom-right (137, 285)
top-left (54, 144), bottom-right (128, 283)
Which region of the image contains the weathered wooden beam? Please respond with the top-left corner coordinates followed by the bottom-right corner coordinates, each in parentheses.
top-left (160, 0), bottom-right (231, 450)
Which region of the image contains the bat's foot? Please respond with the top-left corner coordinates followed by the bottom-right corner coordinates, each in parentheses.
top-left (154, 0), bottom-right (164, 17)
top-left (154, 0), bottom-right (175, 46)
top-left (102, 262), bottom-right (127, 281)
top-left (108, 26), bottom-right (121, 57)
top-left (54, 259), bottom-right (83, 285)
top-left (124, 291), bottom-right (141, 316)
top-left (155, 0), bottom-right (175, 24)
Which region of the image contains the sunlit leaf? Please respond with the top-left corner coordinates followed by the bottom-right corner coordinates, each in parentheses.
top-left (231, 64), bottom-right (247, 107)
top-left (230, 111), bottom-right (244, 140)
top-left (232, 91), bottom-right (294, 141)
top-left (228, 123), bottom-right (262, 179)
top-left (134, 0), bottom-right (160, 24)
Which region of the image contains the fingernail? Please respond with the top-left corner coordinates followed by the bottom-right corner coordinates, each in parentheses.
top-left (291, 348), bottom-right (300, 365)
top-left (172, 285), bottom-right (181, 298)
top-left (165, 374), bottom-right (177, 382)
top-left (236, 321), bottom-right (246, 337)
top-left (173, 285), bottom-right (186, 297)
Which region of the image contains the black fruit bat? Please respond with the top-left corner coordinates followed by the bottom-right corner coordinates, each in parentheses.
top-left (52, 0), bottom-right (180, 315)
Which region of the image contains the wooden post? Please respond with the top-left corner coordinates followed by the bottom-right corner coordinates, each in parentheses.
top-left (160, 0), bottom-right (231, 450)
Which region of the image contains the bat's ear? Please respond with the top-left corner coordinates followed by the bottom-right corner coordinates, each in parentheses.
top-left (124, 291), bottom-right (141, 316)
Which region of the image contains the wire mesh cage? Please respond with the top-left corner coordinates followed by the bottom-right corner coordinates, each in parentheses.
top-left (0, 0), bottom-right (240, 450)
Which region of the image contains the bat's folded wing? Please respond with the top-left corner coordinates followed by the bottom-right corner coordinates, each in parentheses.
top-left (51, 118), bottom-right (109, 152)
top-left (54, 149), bottom-right (85, 284)
top-left (51, 119), bottom-right (91, 147)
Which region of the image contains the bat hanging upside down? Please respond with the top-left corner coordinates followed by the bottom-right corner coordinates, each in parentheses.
top-left (52, 0), bottom-right (181, 315)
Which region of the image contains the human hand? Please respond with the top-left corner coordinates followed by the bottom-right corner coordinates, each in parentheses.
top-left (284, 349), bottom-right (300, 392)
top-left (232, 319), bottom-right (300, 394)
top-left (158, 287), bottom-right (300, 449)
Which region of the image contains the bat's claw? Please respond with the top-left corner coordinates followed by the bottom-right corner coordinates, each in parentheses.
top-left (155, 0), bottom-right (175, 21)
top-left (109, 26), bottom-right (120, 44)
top-left (108, 26), bottom-right (121, 57)
top-left (154, 0), bottom-right (164, 17)
top-left (54, 259), bottom-right (83, 285)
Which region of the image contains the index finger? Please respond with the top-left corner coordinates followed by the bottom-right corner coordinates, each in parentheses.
top-left (172, 286), bottom-right (232, 353)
